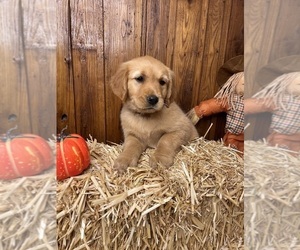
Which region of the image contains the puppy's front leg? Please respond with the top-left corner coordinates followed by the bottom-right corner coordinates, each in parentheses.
top-left (150, 131), bottom-right (187, 168)
top-left (114, 135), bottom-right (147, 173)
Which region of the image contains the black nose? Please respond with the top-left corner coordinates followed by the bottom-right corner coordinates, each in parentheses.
top-left (147, 95), bottom-right (159, 105)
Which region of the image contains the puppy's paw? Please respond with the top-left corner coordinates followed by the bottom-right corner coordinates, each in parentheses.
top-left (149, 153), bottom-right (174, 168)
top-left (113, 157), bottom-right (138, 174)
top-left (113, 158), bottom-right (129, 173)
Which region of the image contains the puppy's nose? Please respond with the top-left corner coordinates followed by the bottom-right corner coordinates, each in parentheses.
top-left (147, 95), bottom-right (159, 105)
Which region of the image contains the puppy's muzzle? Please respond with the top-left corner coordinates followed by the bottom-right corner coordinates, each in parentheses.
top-left (147, 95), bottom-right (159, 106)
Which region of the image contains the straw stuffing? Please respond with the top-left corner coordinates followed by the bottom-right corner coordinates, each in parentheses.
top-left (57, 137), bottom-right (244, 249)
top-left (244, 140), bottom-right (300, 249)
top-left (0, 169), bottom-right (56, 250)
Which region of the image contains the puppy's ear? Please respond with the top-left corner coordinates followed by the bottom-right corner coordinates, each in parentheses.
top-left (165, 69), bottom-right (176, 107)
top-left (110, 63), bottom-right (128, 102)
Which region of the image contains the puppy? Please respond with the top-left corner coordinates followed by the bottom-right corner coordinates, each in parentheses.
top-left (110, 56), bottom-right (198, 172)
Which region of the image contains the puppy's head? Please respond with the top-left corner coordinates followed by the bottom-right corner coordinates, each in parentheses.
top-left (110, 56), bottom-right (175, 114)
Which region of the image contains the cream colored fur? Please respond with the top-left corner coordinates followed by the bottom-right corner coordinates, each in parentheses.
top-left (110, 56), bottom-right (198, 172)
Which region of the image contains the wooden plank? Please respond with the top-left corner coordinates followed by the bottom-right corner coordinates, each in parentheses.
top-left (172, 0), bottom-right (209, 113)
top-left (24, 49), bottom-right (56, 139)
top-left (0, 0), bottom-right (31, 134)
top-left (244, 0), bottom-right (281, 95)
top-left (143, 0), bottom-right (178, 101)
top-left (57, 0), bottom-right (76, 135)
top-left (212, 0), bottom-right (233, 141)
top-left (194, 0), bottom-right (231, 139)
top-left (165, 0), bottom-right (179, 69)
top-left (225, 0), bottom-right (244, 61)
top-left (211, 0), bottom-right (245, 141)
top-left (144, 0), bottom-right (172, 62)
top-left (22, 0), bottom-right (56, 139)
top-left (244, 0), bottom-right (268, 140)
top-left (104, 0), bottom-right (145, 143)
top-left (244, 0), bottom-right (282, 140)
top-left (70, 0), bottom-right (106, 142)
top-left (249, 0), bottom-right (282, 140)
top-left (268, 0), bottom-right (300, 61)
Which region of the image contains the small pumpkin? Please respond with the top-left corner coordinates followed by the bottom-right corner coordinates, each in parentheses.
top-left (56, 128), bottom-right (90, 181)
top-left (0, 127), bottom-right (54, 179)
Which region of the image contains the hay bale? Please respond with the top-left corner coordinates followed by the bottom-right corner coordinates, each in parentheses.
top-left (57, 137), bottom-right (244, 249)
top-left (0, 170), bottom-right (56, 249)
top-left (244, 140), bottom-right (300, 249)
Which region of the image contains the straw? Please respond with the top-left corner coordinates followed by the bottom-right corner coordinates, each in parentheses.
top-left (244, 140), bottom-right (300, 249)
top-left (0, 169), bottom-right (56, 250)
top-left (57, 136), bottom-right (244, 249)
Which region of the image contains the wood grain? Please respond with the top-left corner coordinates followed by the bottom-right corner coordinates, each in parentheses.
top-left (268, 0), bottom-right (300, 61)
top-left (103, 0), bottom-right (145, 143)
top-left (57, 0), bottom-right (76, 135)
top-left (225, 0), bottom-right (244, 60)
top-left (57, 0), bottom-right (244, 143)
top-left (0, 0), bottom-right (57, 137)
top-left (172, 0), bottom-right (208, 112)
top-left (70, 0), bottom-right (106, 141)
top-left (22, 0), bottom-right (56, 138)
top-left (244, 0), bottom-right (295, 140)
top-left (0, 0), bottom-right (30, 134)
top-left (144, 0), bottom-right (172, 62)
top-left (2, 0), bottom-right (245, 143)
top-left (195, 0), bottom-right (232, 139)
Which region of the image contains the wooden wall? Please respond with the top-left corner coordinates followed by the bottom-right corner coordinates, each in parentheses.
top-left (0, 0), bottom-right (56, 139)
top-left (57, 0), bottom-right (244, 144)
top-left (245, 0), bottom-right (300, 140)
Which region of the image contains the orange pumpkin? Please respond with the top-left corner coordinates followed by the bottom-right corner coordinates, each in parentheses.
top-left (0, 130), bottom-right (53, 179)
top-left (56, 131), bottom-right (90, 181)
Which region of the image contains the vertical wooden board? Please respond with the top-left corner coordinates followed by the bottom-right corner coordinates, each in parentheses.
top-left (164, 0), bottom-right (179, 68)
top-left (213, 0), bottom-right (233, 141)
top-left (144, 0), bottom-right (179, 102)
top-left (25, 50), bottom-right (56, 139)
top-left (22, 0), bottom-right (57, 47)
top-left (244, 0), bottom-right (264, 96)
top-left (194, 0), bottom-right (230, 139)
top-left (0, 0), bottom-right (31, 134)
top-left (250, 0), bottom-right (282, 140)
top-left (244, 0), bottom-right (279, 95)
top-left (22, 0), bottom-right (56, 138)
top-left (225, 0), bottom-right (244, 60)
top-left (244, 0), bottom-right (267, 140)
top-left (172, 0), bottom-right (209, 111)
top-left (144, 0), bottom-right (172, 62)
top-left (145, 0), bottom-right (183, 101)
top-left (268, 0), bottom-right (300, 61)
top-left (244, 0), bottom-right (282, 140)
top-left (255, 0), bottom-right (281, 73)
top-left (104, 0), bottom-right (145, 143)
top-left (70, 0), bottom-right (106, 141)
top-left (57, 0), bottom-right (76, 134)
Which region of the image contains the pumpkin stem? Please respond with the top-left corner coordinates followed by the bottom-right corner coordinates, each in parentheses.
top-left (7, 125), bottom-right (18, 137)
top-left (57, 125), bottom-right (70, 142)
top-left (61, 125), bottom-right (68, 135)
top-left (0, 125), bottom-right (18, 142)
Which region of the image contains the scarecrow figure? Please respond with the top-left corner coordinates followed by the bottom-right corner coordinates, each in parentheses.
top-left (244, 72), bottom-right (300, 152)
top-left (187, 72), bottom-right (244, 153)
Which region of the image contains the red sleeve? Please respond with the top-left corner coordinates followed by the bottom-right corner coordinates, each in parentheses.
top-left (244, 98), bottom-right (275, 114)
top-left (194, 98), bottom-right (228, 118)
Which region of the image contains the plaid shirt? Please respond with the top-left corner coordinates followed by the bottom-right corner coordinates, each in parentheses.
top-left (226, 95), bottom-right (244, 134)
top-left (270, 95), bottom-right (300, 134)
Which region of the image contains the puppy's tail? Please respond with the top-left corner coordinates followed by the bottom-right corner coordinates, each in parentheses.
top-left (186, 108), bottom-right (200, 125)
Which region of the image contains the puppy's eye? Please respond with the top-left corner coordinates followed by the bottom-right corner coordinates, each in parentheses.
top-left (135, 76), bottom-right (144, 83)
top-left (159, 79), bottom-right (167, 86)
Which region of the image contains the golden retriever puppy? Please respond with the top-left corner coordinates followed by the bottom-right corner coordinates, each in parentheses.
top-left (110, 56), bottom-right (198, 172)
